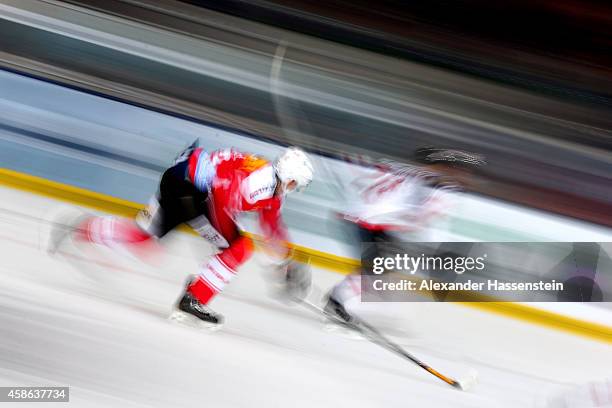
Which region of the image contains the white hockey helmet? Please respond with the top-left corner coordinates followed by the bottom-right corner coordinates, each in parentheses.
top-left (274, 147), bottom-right (314, 193)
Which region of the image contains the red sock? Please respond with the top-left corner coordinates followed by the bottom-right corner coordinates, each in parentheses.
top-left (188, 237), bottom-right (254, 304)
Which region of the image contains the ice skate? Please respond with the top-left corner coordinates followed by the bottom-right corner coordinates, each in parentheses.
top-left (170, 291), bottom-right (224, 331)
top-left (322, 292), bottom-right (369, 339)
top-left (323, 292), bottom-right (354, 323)
top-left (47, 209), bottom-right (89, 255)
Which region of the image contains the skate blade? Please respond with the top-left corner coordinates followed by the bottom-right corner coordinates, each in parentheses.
top-left (323, 322), bottom-right (364, 340)
top-left (168, 310), bottom-right (223, 332)
top-left (457, 369), bottom-right (479, 391)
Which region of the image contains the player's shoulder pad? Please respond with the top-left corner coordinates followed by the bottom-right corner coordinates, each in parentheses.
top-left (240, 154), bottom-right (269, 172)
top-left (241, 164), bottom-right (277, 204)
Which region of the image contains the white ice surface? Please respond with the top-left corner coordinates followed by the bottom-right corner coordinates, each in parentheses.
top-left (0, 185), bottom-right (610, 408)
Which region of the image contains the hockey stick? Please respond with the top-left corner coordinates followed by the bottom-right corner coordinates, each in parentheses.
top-left (296, 297), bottom-right (476, 390)
top-left (270, 41), bottom-right (349, 201)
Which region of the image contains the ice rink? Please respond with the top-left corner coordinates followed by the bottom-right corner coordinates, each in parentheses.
top-left (1, 185), bottom-right (611, 408)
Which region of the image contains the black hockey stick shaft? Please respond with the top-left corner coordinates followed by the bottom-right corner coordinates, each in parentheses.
top-left (355, 317), bottom-right (462, 389)
top-left (298, 299), bottom-right (462, 389)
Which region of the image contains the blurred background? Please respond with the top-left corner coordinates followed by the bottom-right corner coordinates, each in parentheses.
top-left (0, 1), bottom-right (611, 407)
top-left (2, 0), bottom-right (611, 224)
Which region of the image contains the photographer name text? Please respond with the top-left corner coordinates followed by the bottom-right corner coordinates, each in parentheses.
top-left (371, 279), bottom-right (564, 292)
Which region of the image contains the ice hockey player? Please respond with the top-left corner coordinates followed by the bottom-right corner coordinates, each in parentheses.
top-left (50, 143), bottom-right (314, 328)
top-left (325, 147), bottom-right (486, 322)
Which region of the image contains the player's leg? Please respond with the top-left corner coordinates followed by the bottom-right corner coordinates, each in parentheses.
top-left (53, 161), bottom-right (203, 257)
top-left (173, 186), bottom-right (254, 327)
top-left (325, 225), bottom-right (389, 322)
top-left (48, 202), bottom-right (156, 257)
top-left (173, 235), bottom-right (253, 327)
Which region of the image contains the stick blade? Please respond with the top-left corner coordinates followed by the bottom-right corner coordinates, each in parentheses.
top-left (457, 369), bottom-right (479, 391)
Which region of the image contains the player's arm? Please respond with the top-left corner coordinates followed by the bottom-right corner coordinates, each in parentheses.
top-left (257, 198), bottom-right (291, 261)
top-left (257, 198), bottom-right (312, 301)
top-left (412, 186), bottom-right (453, 228)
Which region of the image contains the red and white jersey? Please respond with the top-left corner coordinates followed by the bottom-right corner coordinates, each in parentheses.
top-left (187, 147), bottom-right (287, 241)
top-left (341, 161), bottom-right (455, 232)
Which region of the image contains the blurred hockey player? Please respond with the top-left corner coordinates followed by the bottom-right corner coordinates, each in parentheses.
top-left (325, 147), bottom-right (486, 322)
top-left (50, 143), bottom-right (314, 328)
